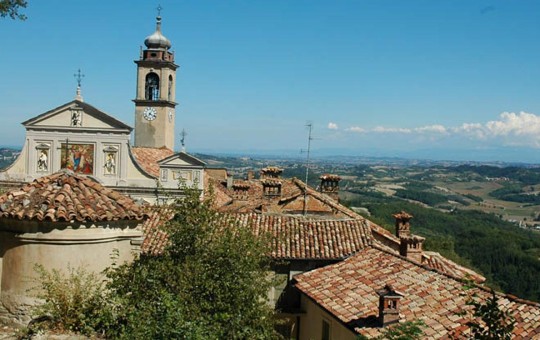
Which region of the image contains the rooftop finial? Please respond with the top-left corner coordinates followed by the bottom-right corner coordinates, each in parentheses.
top-left (180, 129), bottom-right (187, 152)
top-left (156, 5), bottom-right (163, 31)
top-left (73, 69), bottom-right (85, 102)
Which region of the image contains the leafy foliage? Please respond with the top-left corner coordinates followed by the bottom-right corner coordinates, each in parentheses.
top-left (103, 187), bottom-right (278, 339)
top-left (30, 264), bottom-right (108, 336)
top-left (0, 0), bottom-right (27, 20)
top-left (466, 290), bottom-right (515, 340)
top-left (394, 188), bottom-right (448, 206)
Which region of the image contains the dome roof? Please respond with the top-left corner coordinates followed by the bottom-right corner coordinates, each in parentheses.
top-left (144, 16), bottom-right (171, 50)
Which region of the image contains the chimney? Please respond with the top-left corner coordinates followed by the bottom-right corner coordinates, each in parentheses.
top-left (262, 179), bottom-right (281, 198)
top-left (377, 284), bottom-right (404, 327)
top-left (393, 211), bottom-right (425, 262)
top-left (226, 176), bottom-right (234, 189)
top-left (260, 166), bottom-right (283, 179)
top-left (399, 235), bottom-right (425, 263)
top-left (392, 211), bottom-right (413, 238)
top-left (319, 174), bottom-right (341, 202)
top-left (247, 170), bottom-right (255, 181)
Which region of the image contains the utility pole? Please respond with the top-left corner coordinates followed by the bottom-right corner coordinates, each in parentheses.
top-left (302, 123), bottom-right (313, 216)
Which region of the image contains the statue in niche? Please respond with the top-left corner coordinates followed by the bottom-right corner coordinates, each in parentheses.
top-left (37, 150), bottom-right (48, 171)
top-left (71, 111), bottom-right (82, 127)
top-left (104, 152), bottom-right (116, 174)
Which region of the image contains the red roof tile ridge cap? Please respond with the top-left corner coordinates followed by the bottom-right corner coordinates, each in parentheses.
top-left (290, 177), bottom-right (358, 218)
top-left (370, 243), bottom-right (479, 284)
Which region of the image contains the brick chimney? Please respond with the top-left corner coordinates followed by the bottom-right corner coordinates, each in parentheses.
top-left (399, 235), bottom-right (425, 263)
top-left (246, 170), bottom-right (255, 180)
top-left (393, 211), bottom-right (425, 262)
top-left (392, 211), bottom-right (413, 238)
top-left (377, 284), bottom-right (404, 327)
top-left (260, 166), bottom-right (283, 179)
top-left (319, 174), bottom-right (341, 202)
top-left (262, 179), bottom-right (282, 198)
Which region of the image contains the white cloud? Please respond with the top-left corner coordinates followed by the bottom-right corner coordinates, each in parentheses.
top-left (328, 122), bottom-right (338, 130)
top-left (346, 126), bottom-right (366, 133)
top-left (345, 111), bottom-right (540, 148)
top-left (372, 126), bottom-right (412, 134)
top-left (414, 124), bottom-right (448, 134)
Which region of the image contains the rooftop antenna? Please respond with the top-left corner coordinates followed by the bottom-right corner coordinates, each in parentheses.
top-left (73, 69), bottom-right (85, 102)
top-left (180, 129), bottom-right (187, 152)
top-left (300, 122), bottom-right (313, 216)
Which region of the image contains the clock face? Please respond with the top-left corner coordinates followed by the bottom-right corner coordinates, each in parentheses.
top-left (143, 107), bottom-right (157, 121)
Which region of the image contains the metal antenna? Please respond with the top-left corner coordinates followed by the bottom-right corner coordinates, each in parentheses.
top-left (301, 123), bottom-right (313, 216)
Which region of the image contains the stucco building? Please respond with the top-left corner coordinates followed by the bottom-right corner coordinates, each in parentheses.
top-left (0, 13), bottom-right (204, 203)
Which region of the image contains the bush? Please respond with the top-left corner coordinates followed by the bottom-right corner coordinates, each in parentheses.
top-left (30, 264), bottom-right (109, 336)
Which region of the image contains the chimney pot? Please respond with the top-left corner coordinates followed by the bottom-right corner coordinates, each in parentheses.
top-left (377, 284), bottom-right (404, 327)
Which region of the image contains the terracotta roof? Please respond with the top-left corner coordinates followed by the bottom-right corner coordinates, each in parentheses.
top-left (0, 170), bottom-right (149, 223)
top-left (294, 246), bottom-right (540, 339)
top-left (206, 174), bottom-right (359, 218)
top-left (422, 251), bottom-right (486, 283)
top-left (234, 213), bottom-right (372, 260)
top-left (130, 146), bottom-right (174, 177)
top-left (141, 206), bottom-right (174, 255)
top-left (141, 211), bottom-right (372, 260)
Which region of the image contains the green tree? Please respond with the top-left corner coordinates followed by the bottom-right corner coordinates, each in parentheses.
top-left (466, 289), bottom-right (515, 340)
top-left (103, 187), bottom-right (278, 339)
top-left (0, 0), bottom-right (27, 20)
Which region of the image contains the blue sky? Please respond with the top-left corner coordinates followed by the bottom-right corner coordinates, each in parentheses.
top-left (1, 1), bottom-right (540, 162)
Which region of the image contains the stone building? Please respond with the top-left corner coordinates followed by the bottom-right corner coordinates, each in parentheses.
top-left (0, 170), bottom-right (147, 324)
top-left (0, 13), bottom-right (204, 203)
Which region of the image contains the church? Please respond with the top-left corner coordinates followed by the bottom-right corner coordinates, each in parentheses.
top-left (0, 13), bottom-right (204, 203)
top-left (0, 11), bottom-right (539, 339)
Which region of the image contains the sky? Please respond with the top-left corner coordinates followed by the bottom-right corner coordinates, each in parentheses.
top-left (1, 1), bottom-right (540, 163)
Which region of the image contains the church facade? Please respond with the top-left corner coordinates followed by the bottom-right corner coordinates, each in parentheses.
top-left (0, 14), bottom-right (204, 203)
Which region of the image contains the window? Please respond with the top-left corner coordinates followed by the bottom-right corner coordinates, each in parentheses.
top-left (168, 75), bottom-right (173, 101)
top-left (145, 72), bottom-right (160, 100)
top-left (322, 319), bottom-right (330, 340)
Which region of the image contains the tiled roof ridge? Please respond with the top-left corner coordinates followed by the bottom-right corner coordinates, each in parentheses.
top-left (241, 211), bottom-right (364, 223)
top-left (0, 170), bottom-right (149, 223)
top-left (290, 177), bottom-right (358, 218)
top-left (370, 243), bottom-right (540, 308)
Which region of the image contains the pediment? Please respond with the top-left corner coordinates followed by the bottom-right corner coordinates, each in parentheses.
top-left (158, 152), bottom-right (206, 168)
top-left (22, 100), bottom-right (132, 132)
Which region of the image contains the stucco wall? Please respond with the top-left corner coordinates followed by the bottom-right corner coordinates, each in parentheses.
top-left (0, 222), bottom-right (142, 325)
top-left (299, 296), bottom-right (357, 340)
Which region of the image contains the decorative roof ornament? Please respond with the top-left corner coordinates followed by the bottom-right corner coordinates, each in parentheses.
top-left (73, 68), bottom-right (85, 102)
top-left (144, 5), bottom-right (172, 50)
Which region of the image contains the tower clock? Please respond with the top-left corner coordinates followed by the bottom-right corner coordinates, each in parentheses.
top-left (133, 13), bottom-right (178, 150)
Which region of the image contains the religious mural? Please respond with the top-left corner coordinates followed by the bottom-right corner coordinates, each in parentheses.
top-left (61, 143), bottom-right (94, 174)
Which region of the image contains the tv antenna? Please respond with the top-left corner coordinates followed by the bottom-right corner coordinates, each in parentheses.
top-left (300, 122), bottom-right (313, 215)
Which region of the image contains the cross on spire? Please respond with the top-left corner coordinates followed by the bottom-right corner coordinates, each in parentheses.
top-left (157, 4), bottom-right (162, 17)
top-left (74, 69), bottom-right (85, 88)
top-left (180, 129), bottom-right (187, 151)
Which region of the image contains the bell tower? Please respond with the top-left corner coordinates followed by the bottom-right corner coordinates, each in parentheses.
top-left (134, 10), bottom-right (178, 150)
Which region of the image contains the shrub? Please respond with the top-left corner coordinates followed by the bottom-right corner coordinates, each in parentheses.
top-left (30, 264), bottom-right (109, 336)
